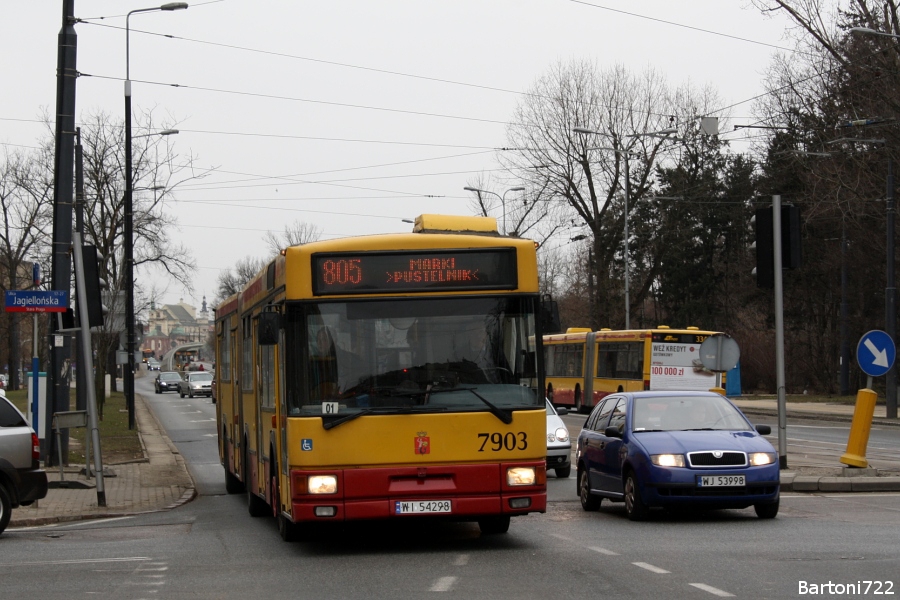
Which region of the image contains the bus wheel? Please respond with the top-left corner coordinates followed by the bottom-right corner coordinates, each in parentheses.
top-left (278, 512), bottom-right (301, 542)
top-left (246, 447), bottom-right (269, 517)
top-left (248, 487), bottom-right (269, 517)
top-left (477, 515), bottom-right (510, 535)
top-left (225, 441), bottom-right (244, 494)
top-left (574, 386), bottom-right (583, 413)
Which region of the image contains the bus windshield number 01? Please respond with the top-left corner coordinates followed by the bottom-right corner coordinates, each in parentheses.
top-left (478, 432), bottom-right (528, 452)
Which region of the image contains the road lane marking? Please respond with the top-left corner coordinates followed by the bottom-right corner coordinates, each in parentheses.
top-left (429, 576), bottom-right (457, 592)
top-left (0, 557), bottom-right (150, 566)
top-left (589, 546), bottom-right (620, 556)
top-left (689, 583), bottom-right (735, 597)
top-left (632, 562), bottom-right (670, 574)
top-left (550, 533), bottom-right (573, 541)
top-left (453, 554), bottom-right (469, 566)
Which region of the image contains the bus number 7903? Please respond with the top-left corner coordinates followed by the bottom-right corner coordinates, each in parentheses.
top-left (478, 432), bottom-right (528, 452)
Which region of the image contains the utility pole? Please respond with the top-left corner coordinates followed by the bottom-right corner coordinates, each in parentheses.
top-left (887, 158), bottom-right (897, 418)
top-left (47, 0), bottom-right (78, 465)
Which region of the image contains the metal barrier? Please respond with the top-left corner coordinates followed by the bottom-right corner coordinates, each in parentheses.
top-left (51, 410), bottom-right (87, 486)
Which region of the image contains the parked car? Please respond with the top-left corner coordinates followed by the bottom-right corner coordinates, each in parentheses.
top-left (546, 399), bottom-right (571, 478)
top-left (179, 371), bottom-right (213, 398)
top-left (147, 358), bottom-right (161, 371)
top-left (154, 371), bottom-right (183, 394)
top-left (576, 390), bottom-right (780, 521)
top-left (0, 390), bottom-right (48, 535)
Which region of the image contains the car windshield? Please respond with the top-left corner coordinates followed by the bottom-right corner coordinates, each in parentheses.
top-left (161, 373), bottom-right (181, 381)
top-left (632, 395), bottom-right (752, 432)
top-left (283, 296), bottom-right (541, 419)
top-left (190, 373), bottom-right (213, 382)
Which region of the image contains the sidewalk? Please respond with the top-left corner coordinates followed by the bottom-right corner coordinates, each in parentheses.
top-left (9, 390), bottom-right (195, 528)
top-left (733, 396), bottom-right (900, 492)
top-left (8, 397), bottom-right (900, 529)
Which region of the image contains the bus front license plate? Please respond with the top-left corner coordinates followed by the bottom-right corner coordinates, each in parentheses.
top-left (394, 500), bottom-right (452, 514)
top-left (698, 475), bottom-right (745, 487)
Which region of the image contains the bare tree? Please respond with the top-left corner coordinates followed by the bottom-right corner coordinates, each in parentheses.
top-left (502, 60), bottom-right (677, 329)
top-left (214, 256), bottom-right (267, 305)
top-left (264, 219), bottom-right (322, 255)
top-left (0, 142), bottom-right (54, 390)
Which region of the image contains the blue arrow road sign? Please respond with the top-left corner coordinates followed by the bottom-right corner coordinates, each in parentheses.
top-left (857, 330), bottom-right (896, 377)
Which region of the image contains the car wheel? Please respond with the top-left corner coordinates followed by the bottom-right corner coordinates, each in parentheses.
top-left (579, 469), bottom-right (602, 511)
top-left (754, 499), bottom-right (779, 519)
top-left (556, 465), bottom-right (571, 479)
top-left (624, 471), bottom-right (650, 521)
top-left (155, 387), bottom-right (160, 394)
top-left (189, 390), bottom-right (194, 398)
top-left (0, 484), bottom-right (11, 535)
top-left (179, 389), bottom-right (185, 398)
top-left (477, 515), bottom-right (510, 534)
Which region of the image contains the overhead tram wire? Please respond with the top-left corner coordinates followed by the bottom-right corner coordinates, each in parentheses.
top-left (80, 73), bottom-right (513, 127)
top-left (73, 22), bottom-right (724, 122)
top-left (171, 149), bottom-right (500, 190)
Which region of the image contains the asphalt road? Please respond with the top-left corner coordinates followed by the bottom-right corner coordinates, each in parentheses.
top-left (1, 389), bottom-right (898, 599)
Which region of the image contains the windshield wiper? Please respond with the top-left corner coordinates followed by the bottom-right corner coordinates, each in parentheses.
top-left (321, 406), bottom-right (447, 430)
top-left (385, 386), bottom-right (513, 424)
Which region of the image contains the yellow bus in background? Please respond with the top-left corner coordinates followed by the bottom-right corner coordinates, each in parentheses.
top-left (544, 326), bottom-right (722, 413)
top-left (215, 215), bottom-right (552, 540)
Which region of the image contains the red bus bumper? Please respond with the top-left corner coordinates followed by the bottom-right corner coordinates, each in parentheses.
top-left (288, 462), bottom-right (546, 522)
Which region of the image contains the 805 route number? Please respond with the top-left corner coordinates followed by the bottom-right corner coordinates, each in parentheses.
top-left (478, 432), bottom-right (528, 452)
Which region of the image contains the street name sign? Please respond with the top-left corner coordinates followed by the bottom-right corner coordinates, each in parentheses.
top-left (857, 329), bottom-right (896, 378)
top-left (4, 290), bottom-right (68, 313)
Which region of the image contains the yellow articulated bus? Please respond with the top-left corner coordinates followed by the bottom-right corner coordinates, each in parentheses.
top-left (215, 214), bottom-right (554, 540)
top-left (543, 326), bottom-right (723, 413)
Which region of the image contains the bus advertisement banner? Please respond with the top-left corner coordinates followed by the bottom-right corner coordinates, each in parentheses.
top-left (649, 339), bottom-right (716, 390)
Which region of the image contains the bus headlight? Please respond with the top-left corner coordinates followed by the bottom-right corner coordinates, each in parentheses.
top-left (507, 467), bottom-right (536, 486)
top-left (308, 475), bottom-right (337, 494)
top-left (749, 452), bottom-right (777, 466)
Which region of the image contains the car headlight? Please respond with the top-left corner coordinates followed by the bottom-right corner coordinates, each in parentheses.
top-left (651, 454), bottom-right (685, 467)
top-left (553, 427), bottom-right (569, 443)
top-left (749, 452), bottom-right (777, 466)
top-left (308, 475), bottom-right (337, 494)
top-left (507, 467), bottom-right (536, 486)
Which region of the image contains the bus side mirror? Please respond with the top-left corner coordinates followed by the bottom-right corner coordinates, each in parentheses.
top-left (541, 295), bottom-right (561, 334)
top-left (258, 311), bottom-right (282, 345)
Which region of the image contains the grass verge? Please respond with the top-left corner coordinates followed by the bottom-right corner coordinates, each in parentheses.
top-left (8, 387), bottom-right (144, 465)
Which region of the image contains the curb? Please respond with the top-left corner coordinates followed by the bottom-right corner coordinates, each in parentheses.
top-left (11, 487), bottom-right (197, 529)
top-left (736, 406), bottom-right (900, 428)
top-left (780, 475), bottom-right (900, 493)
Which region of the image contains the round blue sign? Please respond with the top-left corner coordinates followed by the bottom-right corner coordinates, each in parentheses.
top-left (857, 330), bottom-right (896, 377)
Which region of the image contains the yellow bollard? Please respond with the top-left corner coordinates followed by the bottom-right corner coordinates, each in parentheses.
top-left (840, 388), bottom-right (878, 468)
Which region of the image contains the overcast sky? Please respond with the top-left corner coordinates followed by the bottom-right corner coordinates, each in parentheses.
top-left (3, 1), bottom-right (797, 312)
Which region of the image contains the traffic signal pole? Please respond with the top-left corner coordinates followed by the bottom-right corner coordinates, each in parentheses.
top-left (773, 195), bottom-right (788, 469)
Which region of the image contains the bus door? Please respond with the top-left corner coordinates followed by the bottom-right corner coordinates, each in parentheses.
top-left (582, 332), bottom-right (597, 412)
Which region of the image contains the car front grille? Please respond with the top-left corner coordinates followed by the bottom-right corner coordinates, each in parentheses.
top-left (687, 451), bottom-right (747, 467)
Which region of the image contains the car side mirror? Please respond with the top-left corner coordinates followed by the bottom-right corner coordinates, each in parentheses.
top-left (556, 406), bottom-right (568, 416)
top-left (604, 426), bottom-right (622, 439)
top-left (755, 424), bottom-right (771, 435)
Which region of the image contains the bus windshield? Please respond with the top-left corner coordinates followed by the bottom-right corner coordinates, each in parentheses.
top-left (284, 296), bottom-right (540, 416)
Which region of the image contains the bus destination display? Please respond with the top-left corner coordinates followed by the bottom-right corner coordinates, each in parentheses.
top-left (312, 248), bottom-right (518, 295)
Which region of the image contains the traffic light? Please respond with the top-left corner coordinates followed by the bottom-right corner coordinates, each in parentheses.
top-left (752, 205), bottom-right (802, 289)
top-left (80, 245), bottom-right (107, 328)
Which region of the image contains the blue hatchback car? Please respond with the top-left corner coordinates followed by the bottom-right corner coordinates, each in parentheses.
top-left (575, 390), bottom-right (780, 520)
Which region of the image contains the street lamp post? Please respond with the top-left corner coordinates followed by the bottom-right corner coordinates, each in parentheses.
top-left (124, 3), bottom-right (187, 429)
top-left (572, 126), bottom-right (677, 329)
top-left (463, 186), bottom-right (526, 234)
